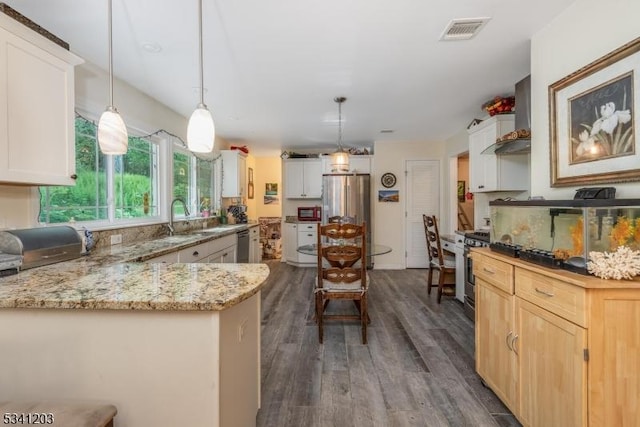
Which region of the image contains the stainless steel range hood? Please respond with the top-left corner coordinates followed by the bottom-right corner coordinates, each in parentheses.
top-left (482, 75), bottom-right (531, 155)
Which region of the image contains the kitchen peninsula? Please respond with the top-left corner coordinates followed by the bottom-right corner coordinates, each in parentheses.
top-left (0, 231), bottom-right (270, 427)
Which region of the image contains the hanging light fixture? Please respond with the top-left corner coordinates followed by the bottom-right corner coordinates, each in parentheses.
top-left (187, 0), bottom-right (215, 153)
top-left (331, 96), bottom-right (349, 172)
top-left (98, 0), bottom-right (128, 155)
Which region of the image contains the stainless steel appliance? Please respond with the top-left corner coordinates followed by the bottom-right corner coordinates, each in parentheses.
top-left (236, 229), bottom-right (250, 263)
top-left (463, 230), bottom-right (490, 321)
top-left (0, 226), bottom-right (82, 270)
top-left (322, 173), bottom-right (372, 268)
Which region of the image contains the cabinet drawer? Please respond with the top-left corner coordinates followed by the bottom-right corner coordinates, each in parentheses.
top-left (473, 253), bottom-right (514, 294)
top-left (440, 239), bottom-right (454, 254)
top-left (515, 269), bottom-right (587, 327)
top-left (178, 242), bottom-right (210, 263)
top-left (298, 223), bottom-right (317, 232)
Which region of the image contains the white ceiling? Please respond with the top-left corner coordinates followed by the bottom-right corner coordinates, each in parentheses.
top-left (5, 0), bottom-right (575, 156)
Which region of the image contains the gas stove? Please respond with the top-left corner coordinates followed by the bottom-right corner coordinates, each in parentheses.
top-left (464, 230), bottom-right (490, 247)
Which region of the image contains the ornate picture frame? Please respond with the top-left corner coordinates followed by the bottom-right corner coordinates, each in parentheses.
top-left (549, 37), bottom-right (640, 187)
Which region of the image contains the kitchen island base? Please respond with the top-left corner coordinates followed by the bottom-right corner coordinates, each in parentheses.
top-left (0, 292), bottom-right (260, 427)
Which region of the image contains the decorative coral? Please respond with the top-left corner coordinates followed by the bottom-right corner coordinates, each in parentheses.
top-left (587, 246), bottom-right (640, 280)
top-left (569, 216), bottom-right (584, 256)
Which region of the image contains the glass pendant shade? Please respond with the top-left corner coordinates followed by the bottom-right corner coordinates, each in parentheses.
top-left (98, 107), bottom-right (128, 155)
top-left (331, 149), bottom-right (349, 172)
top-left (187, 104), bottom-right (215, 153)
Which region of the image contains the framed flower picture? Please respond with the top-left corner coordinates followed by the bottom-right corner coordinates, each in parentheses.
top-left (549, 37), bottom-right (640, 186)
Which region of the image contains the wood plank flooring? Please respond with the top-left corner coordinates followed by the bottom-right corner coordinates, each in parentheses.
top-left (257, 261), bottom-right (521, 427)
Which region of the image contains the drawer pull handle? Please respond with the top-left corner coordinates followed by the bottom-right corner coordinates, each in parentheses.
top-left (193, 251), bottom-right (199, 256)
top-left (506, 331), bottom-right (513, 351)
top-left (482, 267), bottom-right (495, 274)
top-left (535, 287), bottom-right (554, 297)
top-left (511, 334), bottom-right (519, 356)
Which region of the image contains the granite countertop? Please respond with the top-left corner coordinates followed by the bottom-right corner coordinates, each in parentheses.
top-left (0, 223), bottom-right (268, 312)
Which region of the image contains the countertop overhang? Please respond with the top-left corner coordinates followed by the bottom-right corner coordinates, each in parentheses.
top-left (0, 223), bottom-right (269, 311)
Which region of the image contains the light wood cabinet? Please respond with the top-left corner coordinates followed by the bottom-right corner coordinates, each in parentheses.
top-left (515, 298), bottom-right (587, 427)
top-left (284, 159), bottom-right (322, 199)
top-left (474, 252), bottom-right (518, 413)
top-left (474, 248), bottom-right (640, 427)
top-left (221, 150), bottom-right (247, 198)
top-left (0, 15), bottom-right (83, 186)
top-left (468, 115), bottom-right (529, 193)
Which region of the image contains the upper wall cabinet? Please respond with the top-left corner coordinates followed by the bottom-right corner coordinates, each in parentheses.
top-left (0, 15), bottom-right (83, 186)
top-left (468, 115), bottom-right (529, 193)
top-left (321, 154), bottom-right (372, 174)
top-left (284, 158), bottom-right (322, 199)
top-left (221, 150), bottom-right (247, 198)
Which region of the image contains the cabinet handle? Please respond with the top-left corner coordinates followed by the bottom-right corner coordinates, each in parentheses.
top-left (506, 331), bottom-right (513, 351)
top-left (478, 185), bottom-right (484, 189)
top-left (535, 287), bottom-right (555, 297)
top-left (70, 174), bottom-right (78, 180)
top-left (511, 334), bottom-right (519, 356)
top-left (193, 251), bottom-right (199, 256)
top-left (307, 234), bottom-right (313, 237)
top-left (482, 267), bottom-right (495, 274)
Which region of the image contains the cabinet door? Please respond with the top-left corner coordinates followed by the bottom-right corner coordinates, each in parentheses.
top-left (302, 159), bottom-right (322, 198)
top-left (283, 222), bottom-right (298, 262)
top-left (589, 289), bottom-right (640, 427)
top-left (0, 26), bottom-right (81, 185)
top-left (284, 160), bottom-right (305, 198)
top-left (476, 279), bottom-right (518, 413)
top-left (469, 123), bottom-right (498, 192)
top-left (297, 228), bottom-right (317, 264)
top-left (348, 156), bottom-right (371, 174)
top-left (221, 150), bottom-right (247, 198)
top-left (249, 227), bottom-right (261, 263)
top-left (516, 298), bottom-right (587, 427)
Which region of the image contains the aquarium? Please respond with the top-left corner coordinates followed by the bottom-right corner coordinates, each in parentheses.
top-left (489, 199), bottom-right (640, 274)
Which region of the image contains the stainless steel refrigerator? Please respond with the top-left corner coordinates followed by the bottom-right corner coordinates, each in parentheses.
top-left (322, 174), bottom-right (372, 268)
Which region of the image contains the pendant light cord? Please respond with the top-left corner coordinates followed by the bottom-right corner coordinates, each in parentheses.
top-left (334, 96), bottom-right (346, 151)
top-left (198, 0), bottom-right (205, 107)
top-left (107, 0), bottom-right (114, 107)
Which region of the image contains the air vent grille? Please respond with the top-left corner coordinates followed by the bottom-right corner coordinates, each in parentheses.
top-left (440, 18), bottom-right (490, 41)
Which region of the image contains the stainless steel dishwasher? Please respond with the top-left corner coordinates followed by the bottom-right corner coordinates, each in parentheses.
top-left (236, 229), bottom-right (250, 263)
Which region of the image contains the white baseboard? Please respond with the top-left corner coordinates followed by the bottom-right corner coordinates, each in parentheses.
top-left (372, 263), bottom-right (405, 270)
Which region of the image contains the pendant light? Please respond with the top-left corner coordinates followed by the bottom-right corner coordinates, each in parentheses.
top-left (331, 96), bottom-right (349, 172)
top-left (98, 0), bottom-right (128, 155)
top-left (187, 0), bottom-right (215, 153)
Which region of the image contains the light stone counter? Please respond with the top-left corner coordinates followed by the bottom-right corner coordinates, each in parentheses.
top-left (0, 223), bottom-right (266, 427)
top-left (0, 223), bottom-right (267, 311)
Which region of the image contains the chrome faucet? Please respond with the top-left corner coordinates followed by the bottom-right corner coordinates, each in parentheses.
top-left (168, 197), bottom-right (190, 236)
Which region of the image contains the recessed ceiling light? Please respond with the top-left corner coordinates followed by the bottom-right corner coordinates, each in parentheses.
top-left (141, 42), bottom-right (162, 53)
top-left (380, 129), bottom-right (394, 133)
top-left (439, 17), bottom-right (491, 41)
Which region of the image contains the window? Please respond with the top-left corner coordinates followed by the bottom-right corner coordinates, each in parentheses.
top-left (40, 117), bottom-right (160, 224)
top-left (172, 149), bottom-right (215, 217)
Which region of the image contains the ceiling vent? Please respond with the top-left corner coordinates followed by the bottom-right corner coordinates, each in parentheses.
top-left (440, 17), bottom-right (491, 41)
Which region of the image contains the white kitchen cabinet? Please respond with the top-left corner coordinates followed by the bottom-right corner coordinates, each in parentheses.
top-left (248, 225), bottom-right (261, 263)
top-left (221, 150), bottom-right (247, 198)
top-left (468, 115), bottom-right (529, 193)
top-left (208, 234), bottom-right (237, 263)
top-left (282, 222), bottom-right (298, 263)
top-left (296, 223), bottom-right (317, 265)
top-left (321, 154), bottom-right (372, 174)
top-left (0, 15), bottom-right (83, 186)
top-left (145, 251), bottom-right (179, 264)
top-left (284, 159), bottom-right (322, 199)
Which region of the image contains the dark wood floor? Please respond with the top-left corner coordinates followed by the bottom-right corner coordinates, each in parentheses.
top-left (257, 260), bottom-right (521, 427)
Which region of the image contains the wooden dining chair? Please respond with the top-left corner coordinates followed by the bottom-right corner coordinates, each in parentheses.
top-left (423, 214), bottom-right (456, 303)
top-left (316, 221), bottom-right (368, 344)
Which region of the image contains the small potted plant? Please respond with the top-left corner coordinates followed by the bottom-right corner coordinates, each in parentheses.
top-left (200, 197), bottom-right (211, 217)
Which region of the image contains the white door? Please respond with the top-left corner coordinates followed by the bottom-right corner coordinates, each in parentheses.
top-left (405, 160), bottom-right (440, 268)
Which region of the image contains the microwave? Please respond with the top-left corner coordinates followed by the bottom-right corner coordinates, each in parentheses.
top-left (298, 206), bottom-right (321, 221)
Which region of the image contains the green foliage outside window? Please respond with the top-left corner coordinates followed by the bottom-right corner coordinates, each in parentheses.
top-left (40, 117), bottom-right (158, 223)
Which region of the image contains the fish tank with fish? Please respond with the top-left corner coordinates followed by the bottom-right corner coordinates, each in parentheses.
top-left (488, 199), bottom-right (640, 274)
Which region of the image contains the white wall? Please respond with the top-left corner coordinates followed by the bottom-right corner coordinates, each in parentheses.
top-left (530, 0), bottom-right (640, 199)
top-left (372, 140), bottom-right (447, 269)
